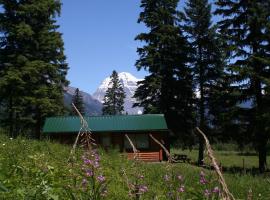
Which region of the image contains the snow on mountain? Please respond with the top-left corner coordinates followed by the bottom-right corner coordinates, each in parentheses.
top-left (93, 72), bottom-right (144, 114)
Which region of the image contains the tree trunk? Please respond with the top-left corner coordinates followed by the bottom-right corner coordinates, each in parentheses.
top-left (35, 109), bottom-right (41, 139)
top-left (258, 135), bottom-right (267, 173)
top-left (198, 135), bottom-right (204, 165)
top-left (197, 45), bottom-right (205, 166)
top-left (8, 97), bottom-right (14, 138)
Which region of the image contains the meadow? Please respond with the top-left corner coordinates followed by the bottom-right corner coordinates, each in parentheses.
top-left (0, 133), bottom-right (270, 200)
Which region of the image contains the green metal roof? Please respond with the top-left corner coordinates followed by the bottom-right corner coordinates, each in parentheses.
top-left (43, 114), bottom-right (168, 134)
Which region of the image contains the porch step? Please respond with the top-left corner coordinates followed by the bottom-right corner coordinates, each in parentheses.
top-left (127, 152), bottom-right (161, 162)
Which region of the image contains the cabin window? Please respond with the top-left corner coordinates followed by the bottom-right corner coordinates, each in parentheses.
top-left (124, 134), bottom-right (149, 149)
top-left (101, 134), bottom-right (111, 147)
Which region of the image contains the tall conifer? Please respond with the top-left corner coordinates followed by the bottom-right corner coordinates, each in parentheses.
top-left (134, 0), bottom-right (194, 139)
top-left (0, 0), bottom-right (68, 138)
top-left (215, 0), bottom-right (270, 172)
top-left (72, 88), bottom-right (85, 116)
top-left (102, 70), bottom-right (126, 115)
top-left (183, 0), bottom-right (226, 165)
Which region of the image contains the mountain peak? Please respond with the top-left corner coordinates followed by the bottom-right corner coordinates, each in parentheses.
top-left (93, 72), bottom-right (143, 114)
top-left (118, 72), bottom-right (140, 82)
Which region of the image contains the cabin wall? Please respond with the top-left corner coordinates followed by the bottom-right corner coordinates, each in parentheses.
top-left (47, 131), bottom-right (169, 161)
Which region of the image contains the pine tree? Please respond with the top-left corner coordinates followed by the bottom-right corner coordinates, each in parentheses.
top-left (102, 70), bottom-right (126, 115)
top-left (0, 0), bottom-right (68, 138)
top-left (72, 88), bottom-right (85, 116)
top-left (183, 0), bottom-right (226, 165)
top-left (134, 0), bottom-right (194, 140)
top-left (215, 0), bottom-right (270, 173)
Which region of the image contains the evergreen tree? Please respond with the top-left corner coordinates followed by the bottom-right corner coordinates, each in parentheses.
top-left (215, 0), bottom-right (270, 173)
top-left (134, 0), bottom-right (194, 141)
top-left (72, 88), bottom-right (85, 116)
top-left (102, 70), bottom-right (126, 115)
top-left (183, 0), bottom-right (226, 165)
top-left (0, 0), bottom-right (68, 138)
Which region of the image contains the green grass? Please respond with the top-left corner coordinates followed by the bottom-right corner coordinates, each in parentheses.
top-left (172, 149), bottom-right (270, 171)
top-left (0, 133), bottom-right (270, 199)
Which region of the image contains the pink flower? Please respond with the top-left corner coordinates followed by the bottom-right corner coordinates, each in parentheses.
top-left (200, 177), bottom-right (207, 185)
top-left (199, 171), bottom-right (207, 185)
top-left (177, 175), bottom-right (183, 181)
top-left (93, 161), bottom-right (100, 168)
top-left (164, 174), bottom-right (170, 181)
top-left (204, 189), bottom-right (211, 197)
top-left (97, 175), bottom-right (106, 183)
top-left (82, 178), bottom-right (87, 186)
top-left (86, 170), bottom-right (93, 177)
top-left (178, 185), bottom-right (185, 193)
top-left (212, 186), bottom-right (220, 194)
top-left (139, 175), bottom-right (144, 179)
top-left (138, 185), bottom-right (148, 193)
top-left (101, 189), bottom-right (108, 197)
top-left (200, 171), bottom-right (205, 177)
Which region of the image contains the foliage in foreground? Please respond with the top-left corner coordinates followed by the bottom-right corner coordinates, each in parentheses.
top-left (0, 134), bottom-right (270, 199)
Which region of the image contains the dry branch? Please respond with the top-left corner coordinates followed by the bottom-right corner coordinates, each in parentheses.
top-left (68, 103), bottom-right (95, 162)
top-left (196, 127), bottom-right (235, 200)
top-left (149, 134), bottom-right (173, 163)
top-left (125, 134), bottom-right (139, 160)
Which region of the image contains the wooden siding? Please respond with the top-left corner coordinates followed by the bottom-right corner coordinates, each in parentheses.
top-left (127, 150), bottom-right (162, 162)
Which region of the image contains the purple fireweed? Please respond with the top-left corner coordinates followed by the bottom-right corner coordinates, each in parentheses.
top-left (177, 175), bottom-right (183, 182)
top-left (97, 175), bottom-right (106, 183)
top-left (138, 175), bottom-right (144, 179)
top-left (199, 171), bottom-right (208, 185)
top-left (82, 178), bottom-right (87, 187)
top-left (138, 185), bottom-right (148, 193)
top-left (79, 150), bottom-right (108, 198)
top-left (86, 170), bottom-right (93, 177)
top-left (164, 174), bottom-right (170, 181)
top-left (101, 189), bottom-right (108, 197)
top-left (178, 185), bottom-right (185, 193)
top-left (212, 186), bottom-right (220, 194)
top-left (204, 189), bottom-right (211, 197)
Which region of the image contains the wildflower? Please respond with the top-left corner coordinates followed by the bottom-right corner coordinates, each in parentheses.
top-left (97, 175), bottom-right (106, 183)
top-left (82, 178), bottom-right (87, 186)
top-left (177, 175), bottom-right (183, 181)
top-left (101, 189), bottom-right (108, 197)
top-left (199, 171), bottom-right (207, 185)
top-left (138, 185), bottom-right (148, 193)
top-left (93, 161), bottom-right (100, 168)
top-left (200, 171), bottom-right (205, 176)
top-left (83, 158), bottom-right (92, 165)
top-left (138, 175), bottom-right (144, 179)
top-left (200, 177), bottom-right (207, 185)
top-left (86, 170), bottom-right (93, 177)
top-left (10, 138), bottom-right (13, 140)
top-left (212, 186), bottom-right (220, 194)
top-left (164, 174), bottom-right (170, 181)
top-left (204, 189), bottom-right (211, 197)
top-left (178, 185), bottom-right (185, 193)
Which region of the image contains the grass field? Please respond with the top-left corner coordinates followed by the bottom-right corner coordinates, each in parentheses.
top-left (172, 149), bottom-right (270, 172)
top-left (0, 133), bottom-right (270, 199)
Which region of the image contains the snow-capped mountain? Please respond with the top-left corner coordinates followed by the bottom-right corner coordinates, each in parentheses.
top-left (64, 86), bottom-right (103, 115)
top-left (93, 72), bottom-right (143, 114)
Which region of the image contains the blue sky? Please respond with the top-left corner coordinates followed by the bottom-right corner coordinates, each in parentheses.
top-left (58, 0), bottom-right (212, 94)
top-left (58, 0), bottom-right (148, 94)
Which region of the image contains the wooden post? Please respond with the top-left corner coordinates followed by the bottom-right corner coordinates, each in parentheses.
top-left (149, 134), bottom-right (172, 162)
top-left (125, 134), bottom-right (139, 160)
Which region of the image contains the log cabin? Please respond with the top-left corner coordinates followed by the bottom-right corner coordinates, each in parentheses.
top-left (43, 114), bottom-right (170, 162)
